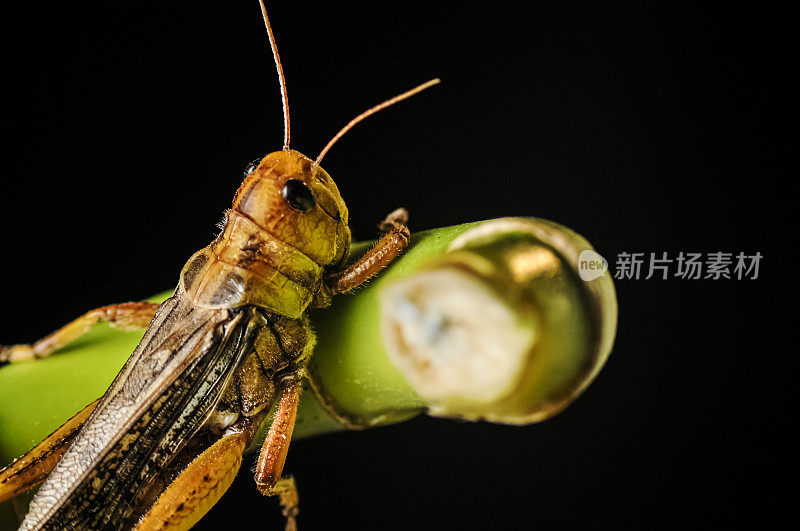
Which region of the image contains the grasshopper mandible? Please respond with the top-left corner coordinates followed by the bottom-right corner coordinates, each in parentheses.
top-left (0, 2), bottom-right (438, 529)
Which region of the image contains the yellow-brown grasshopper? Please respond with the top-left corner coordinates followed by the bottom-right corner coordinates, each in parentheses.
top-left (0, 2), bottom-right (438, 529)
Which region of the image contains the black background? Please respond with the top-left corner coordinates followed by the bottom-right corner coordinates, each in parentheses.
top-left (1, 1), bottom-right (785, 529)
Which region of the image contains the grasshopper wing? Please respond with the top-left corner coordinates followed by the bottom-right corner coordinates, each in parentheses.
top-left (20, 292), bottom-right (257, 530)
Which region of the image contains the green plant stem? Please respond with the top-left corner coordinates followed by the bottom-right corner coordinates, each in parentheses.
top-left (0, 217), bottom-right (617, 466)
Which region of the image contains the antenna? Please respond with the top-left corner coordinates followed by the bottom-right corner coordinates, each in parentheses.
top-left (258, 0), bottom-right (291, 150)
top-left (315, 79), bottom-right (441, 166)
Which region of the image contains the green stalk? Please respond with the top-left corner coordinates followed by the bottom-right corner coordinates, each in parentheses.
top-left (376, 218), bottom-right (617, 423)
top-left (305, 217), bottom-right (617, 429)
top-left (0, 223), bottom-right (480, 463)
top-left (0, 218), bottom-right (617, 524)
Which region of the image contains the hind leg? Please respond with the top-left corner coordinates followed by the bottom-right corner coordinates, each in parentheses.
top-left (0, 399), bottom-right (98, 503)
top-left (135, 411), bottom-right (267, 531)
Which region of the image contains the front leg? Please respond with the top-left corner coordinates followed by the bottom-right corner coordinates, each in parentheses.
top-left (326, 207), bottom-right (410, 294)
top-left (254, 378), bottom-right (303, 531)
top-left (0, 302), bottom-right (159, 363)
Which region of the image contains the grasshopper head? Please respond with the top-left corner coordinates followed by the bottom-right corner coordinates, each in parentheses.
top-left (232, 150), bottom-right (351, 268)
top-left (227, 4), bottom-right (435, 275)
top-left (178, 4), bottom-right (436, 317)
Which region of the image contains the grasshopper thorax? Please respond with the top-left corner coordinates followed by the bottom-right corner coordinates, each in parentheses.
top-left (179, 150), bottom-right (351, 318)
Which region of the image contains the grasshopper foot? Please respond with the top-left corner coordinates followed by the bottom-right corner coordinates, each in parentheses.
top-left (379, 207), bottom-right (409, 233)
top-left (0, 344), bottom-right (35, 364)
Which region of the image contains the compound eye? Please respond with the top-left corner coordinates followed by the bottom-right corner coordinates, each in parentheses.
top-left (243, 157), bottom-right (262, 176)
top-left (282, 179), bottom-right (316, 212)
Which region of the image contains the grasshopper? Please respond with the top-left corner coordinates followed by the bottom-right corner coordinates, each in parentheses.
top-left (0, 2), bottom-right (438, 529)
